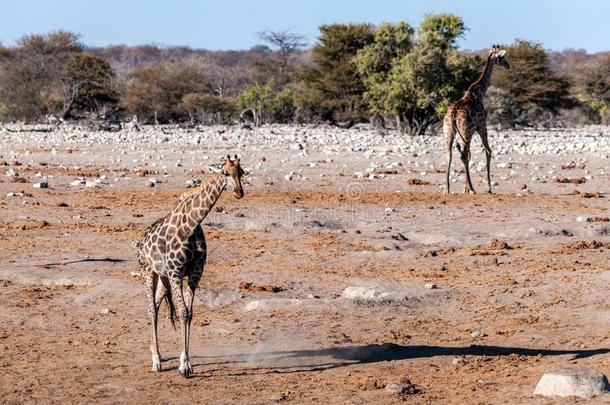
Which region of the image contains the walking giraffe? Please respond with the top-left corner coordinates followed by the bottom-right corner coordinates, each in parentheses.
top-left (443, 45), bottom-right (510, 194)
top-left (137, 155), bottom-right (245, 378)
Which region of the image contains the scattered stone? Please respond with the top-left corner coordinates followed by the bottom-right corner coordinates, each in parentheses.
top-left (270, 393), bottom-right (288, 402)
top-left (186, 179), bottom-right (201, 186)
top-left (33, 182), bottom-right (48, 189)
top-left (577, 216), bottom-right (593, 223)
top-left (57, 202), bottom-right (69, 207)
top-left (385, 378), bottom-right (419, 398)
top-left (424, 283), bottom-right (437, 290)
top-left (391, 233), bottom-right (408, 242)
top-left (6, 192), bottom-right (23, 197)
top-left (471, 330), bottom-right (486, 339)
top-left (100, 308), bottom-right (115, 315)
top-left (534, 368), bottom-right (609, 398)
top-left (452, 356), bottom-right (466, 366)
top-left (70, 179), bottom-right (86, 186)
top-left (342, 286), bottom-right (383, 300)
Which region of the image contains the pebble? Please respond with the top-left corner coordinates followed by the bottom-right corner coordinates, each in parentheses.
top-left (452, 356), bottom-right (466, 366)
top-left (33, 182), bottom-right (48, 189)
top-left (577, 216), bottom-right (593, 223)
top-left (471, 330), bottom-right (486, 339)
top-left (424, 283), bottom-right (437, 289)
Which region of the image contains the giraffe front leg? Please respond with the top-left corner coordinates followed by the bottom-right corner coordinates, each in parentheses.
top-left (144, 270), bottom-right (162, 372)
top-left (169, 276), bottom-right (192, 378)
top-left (445, 147), bottom-right (453, 195)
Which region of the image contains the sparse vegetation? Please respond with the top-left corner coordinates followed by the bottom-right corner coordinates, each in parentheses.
top-left (0, 20), bottom-right (607, 128)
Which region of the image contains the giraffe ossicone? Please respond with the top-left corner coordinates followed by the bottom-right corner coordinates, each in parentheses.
top-left (137, 155), bottom-right (246, 378)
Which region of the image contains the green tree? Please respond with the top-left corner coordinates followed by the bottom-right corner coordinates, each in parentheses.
top-left (270, 87), bottom-right (297, 123)
top-left (236, 82), bottom-right (273, 126)
top-left (492, 40), bottom-right (574, 123)
top-left (295, 24), bottom-right (375, 123)
top-left (355, 15), bottom-right (480, 135)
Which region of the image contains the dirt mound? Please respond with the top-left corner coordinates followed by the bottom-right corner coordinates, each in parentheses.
top-left (562, 240), bottom-right (606, 251)
top-left (239, 282), bottom-right (283, 293)
top-left (490, 238), bottom-right (512, 250)
top-left (555, 176), bottom-right (586, 184)
top-left (407, 179), bottom-right (431, 186)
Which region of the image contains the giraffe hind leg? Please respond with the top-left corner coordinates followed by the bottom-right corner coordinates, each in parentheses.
top-left (168, 275), bottom-right (192, 378)
top-left (460, 147), bottom-right (476, 194)
top-left (479, 127), bottom-right (493, 194)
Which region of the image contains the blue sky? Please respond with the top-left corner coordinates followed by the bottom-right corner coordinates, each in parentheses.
top-left (1, 0), bottom-right (608, 52)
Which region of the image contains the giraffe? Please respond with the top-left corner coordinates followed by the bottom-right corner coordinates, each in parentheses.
top-left (137, 155), bottom-right (245, 378)
top-left (443, 45), bottom-right (510, 194)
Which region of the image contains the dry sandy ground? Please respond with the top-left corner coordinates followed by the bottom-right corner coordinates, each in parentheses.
top-left (0, 125), bottom-right (609, 404)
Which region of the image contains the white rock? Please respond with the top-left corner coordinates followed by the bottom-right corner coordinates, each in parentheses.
top-left (577, 216), bottom-right (593, 223)
top-left (534, 368), bottom-right (609, 398)
top-left (471, 330), bottom-right (486, 338)
top-left (33, 182), bottom-right (48, 189)
top-left (342, 286), bottom-right (382, 300)
top-left (424, 283), bottom-right (437, 289)
top-left (452, 356), bottom-right (466, 366)
top-left (70, 179), bottom-right (86, 187)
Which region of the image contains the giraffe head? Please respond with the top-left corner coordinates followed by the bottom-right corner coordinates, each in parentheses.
top-left (490, 45), bottom-right (510, 69)
top-left (220, 154), bottom-right (245, 199)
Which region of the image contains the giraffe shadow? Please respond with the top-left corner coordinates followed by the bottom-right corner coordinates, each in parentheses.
top-left (159, 343), bottom-right (610, 377)
top-left (38, 257), bottom-right (127, 267)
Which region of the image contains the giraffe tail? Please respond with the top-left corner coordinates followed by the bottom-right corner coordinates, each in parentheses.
top-left (164, 291), bottom-right (177, 331)
top-left (450, 108), bottom-right (466, 149)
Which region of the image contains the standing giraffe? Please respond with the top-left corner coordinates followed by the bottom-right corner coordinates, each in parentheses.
top-left (443, 45), bottom-right (510, 194)
top-left (138, 155), bottom-right (245, 378)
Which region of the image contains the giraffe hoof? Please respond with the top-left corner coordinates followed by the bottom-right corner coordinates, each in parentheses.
top-left (179, 367), bottom-right (192, 378)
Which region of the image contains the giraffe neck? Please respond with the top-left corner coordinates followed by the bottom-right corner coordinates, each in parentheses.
top-left (174, 173), bottom-right (227, 233)
top-left (468, 53), bottom-right (494, 99)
